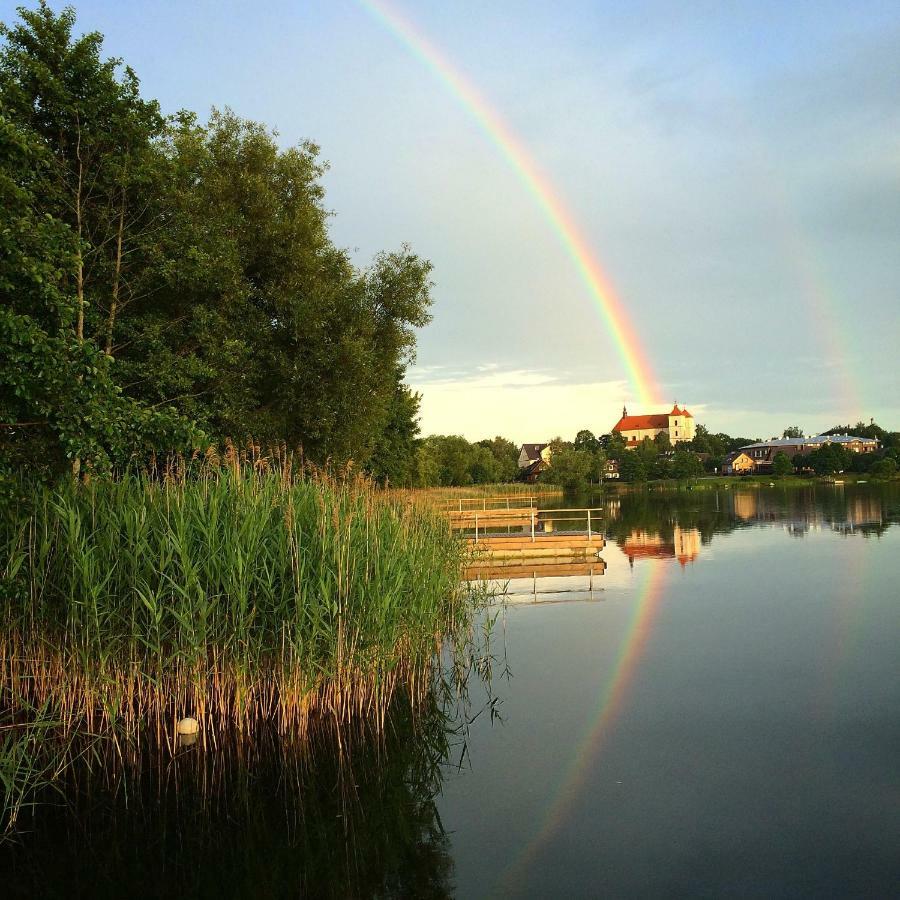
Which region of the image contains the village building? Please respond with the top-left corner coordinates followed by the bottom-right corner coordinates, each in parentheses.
top-left (518, 443), bottom-right (551, 470)
top-left (722, 451), bottom-right (755, 475)
top-left (612, 403), bottom-right (696, 448)
top-left (518, 443), bottom-right (552, 483)
top-left (739, 434), bottom-right (878, 470)
top-left (603, 459), bottom-right (620, 480)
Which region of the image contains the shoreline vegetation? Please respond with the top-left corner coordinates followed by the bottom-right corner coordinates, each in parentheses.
top-left (1, 449), bottom-right (477, 836)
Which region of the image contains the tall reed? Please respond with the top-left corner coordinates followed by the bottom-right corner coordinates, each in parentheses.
top-left (1, 454), bottom-right (470, 760)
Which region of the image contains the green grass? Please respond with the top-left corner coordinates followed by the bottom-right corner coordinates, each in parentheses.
top-left (0, 454), bottom-right (472, 803)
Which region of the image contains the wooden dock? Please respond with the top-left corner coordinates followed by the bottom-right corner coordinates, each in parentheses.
top-left (457, 507), bottom-right (606, 560)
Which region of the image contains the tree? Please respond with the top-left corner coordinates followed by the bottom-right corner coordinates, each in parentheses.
top-left (0, 110), bottom-right (194, 478)
top-left (672, 450), bottom-right (703, 479)
top-left (477, 436), bottom-right (519, 482)
top-left (782, 426), bottom-right (804, 439)
top-left (772, 452), bottom-right (793, 478)
top-left (869, 458), bottom-right (897, 480)
top-left (574, 429), bottom-right (599, 452)
top-left (653, 431), bottom-right (672, 452)
top-left (604, 431), bottom-right (627, 460)
top-left (0, 3), bottom-right (194, 475)
top-left (1, 4), bottom-right (434, 473)
top-left (618, 451), bottom-right (647, 482)
top-left (545, 448), bottom-right (593, 492)
top-left (804, 443), bottom-right (851, 475)
top-left (366, 377), bottom-right (421, 486)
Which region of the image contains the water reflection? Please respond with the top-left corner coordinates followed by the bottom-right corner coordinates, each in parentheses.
top-left (3, 633), bottom-right (502, 899)
top-left (441, 483), bottom-right (900, 898)
top-left (621, 524), bottom-right (701, 567)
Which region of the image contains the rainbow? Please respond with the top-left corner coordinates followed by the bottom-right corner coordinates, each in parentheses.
top-left (358, 0), bottom-right (660, 408)
top-left (497, 559), bottom-right (670, 893)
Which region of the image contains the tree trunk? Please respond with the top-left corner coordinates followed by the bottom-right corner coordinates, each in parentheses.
top-left (75, 115), bottom-right (85, 342)
top-left (106, 186), bottom-right (125, 356)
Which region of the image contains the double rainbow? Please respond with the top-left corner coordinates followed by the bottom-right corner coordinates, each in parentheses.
top-left (358, 0), bottom-right (660, 408)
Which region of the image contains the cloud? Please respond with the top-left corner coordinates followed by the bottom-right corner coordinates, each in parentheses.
top-left (407, 366), bottom-right (630, 443)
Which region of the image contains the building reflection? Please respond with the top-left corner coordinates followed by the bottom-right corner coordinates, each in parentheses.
top-left (622, 525), bottom-right (701, 568)
top-left (730, 489), bottom-right (883, 534)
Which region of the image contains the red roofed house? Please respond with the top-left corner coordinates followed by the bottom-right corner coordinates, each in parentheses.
top-left (613, 403), bottom-right (696, 448)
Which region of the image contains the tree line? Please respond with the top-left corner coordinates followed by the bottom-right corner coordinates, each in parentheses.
top-left (411, 420), bottom-right (899, 489)
top-left (1, 3), bottom-right (430, 485)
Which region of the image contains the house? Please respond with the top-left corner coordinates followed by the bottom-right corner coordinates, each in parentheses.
top-left (722, 451), bottom-right (755, 475)
top-left (518, 443), bottom-right (551, 470)
top-left (739, 434), bottom-right (878, 471)
top-left (521, 457), bottom-right (550, 484)
top-left (603, 459), bottom-right (620, 480)
top-left (612, 403), bottom-right (696, 449)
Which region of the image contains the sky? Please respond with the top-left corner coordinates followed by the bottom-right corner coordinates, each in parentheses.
top-left (4, 0), bottom-right (898, 443)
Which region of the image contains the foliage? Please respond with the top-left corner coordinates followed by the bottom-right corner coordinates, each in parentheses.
top-left (414, 434), bottom-right (520, 486)
top-left (869, 458), bottom-right (897, 480)
top-left (0, 3), bottom-right (429, 476)
top-left (544, 447), bottom-right (594, 491)
top-left (793, 443), bottom-right (852, 475)
top-left (772, 451), bottom-right (794, 478)
top-left (672, 449), bottom-right (703, 479)
top-left (782, 426), bottom-right (804, 439)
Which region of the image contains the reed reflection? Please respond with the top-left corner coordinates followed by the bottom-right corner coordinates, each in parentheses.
top-left (2, 626), bottom-right (502, 900)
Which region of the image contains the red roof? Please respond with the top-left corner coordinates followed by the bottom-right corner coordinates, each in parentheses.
top-left (613, 413), bottom-right (669, 432)
top-left (614, 404), bottom-right (693, 433)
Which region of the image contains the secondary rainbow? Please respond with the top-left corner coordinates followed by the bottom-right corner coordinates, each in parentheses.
top-left (358, 0), bottom-right (660, 408)
top-left (497, 559), bottom-right (670, 893)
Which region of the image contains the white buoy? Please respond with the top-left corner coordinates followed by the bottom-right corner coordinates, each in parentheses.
top-left (176, 716), bottom-right (200, 735)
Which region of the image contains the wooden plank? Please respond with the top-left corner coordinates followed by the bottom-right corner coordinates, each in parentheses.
top-left (464, 561), bottom-right (606, 580)
top-left (472, 536), bottom-right (605, 549)
top-left (480, 549), bottom-right (604, 561)
top-left (448, 507), bottom-right (538, 521)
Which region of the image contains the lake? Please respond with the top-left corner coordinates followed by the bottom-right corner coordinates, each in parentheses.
top-left (5, 483), bottom-right (899, 898)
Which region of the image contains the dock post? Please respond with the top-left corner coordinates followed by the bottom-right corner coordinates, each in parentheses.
top-left (587, 509), bottom-right (592, 540)
top-left (531, 512), bottom-right (535, 542)
top-left (475, 514), bottom-right (478, 544)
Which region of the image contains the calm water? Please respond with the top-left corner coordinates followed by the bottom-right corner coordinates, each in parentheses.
top-left (6, 484), bottom-right (900, 898)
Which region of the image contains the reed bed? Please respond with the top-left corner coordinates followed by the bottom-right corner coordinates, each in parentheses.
top-left (393, 482), bottom-right (562, 504)
top-left (0, 455), bottom-right (471, 772)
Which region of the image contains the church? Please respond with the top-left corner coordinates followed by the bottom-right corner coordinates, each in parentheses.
top-left (612, 403), bottom-right (695, 448)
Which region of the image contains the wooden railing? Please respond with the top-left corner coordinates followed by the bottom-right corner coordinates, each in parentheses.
top-left (454, 507), bottom-right (605, 543)
top-left (442, 495), bottom-right (538, 512)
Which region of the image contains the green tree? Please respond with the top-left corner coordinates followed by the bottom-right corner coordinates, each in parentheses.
top-left (772, 451), bottom-right (793, 478)
top-left (1, 4), bottom-right (434, 473)
top-left (672, 450), bottom-right (703, 479)
top-left (653, 431), bottom-right (672, 452)
top-left (869, 458), bottom-right (897, 480)
top-left (477, 436), bottom-right (518, 482)
top-left (618, 451), bottom-right (647, 482)
top-left (366, 376), bottom-right (421, 486)
top-left (0, 111), bottom-right (194, 478)
top-left (603, 430), bottom-right (627, 460)
top-left (545, 447), bottom-right (593, 492)
top-left (782, 426), bottom-right (804, 439)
